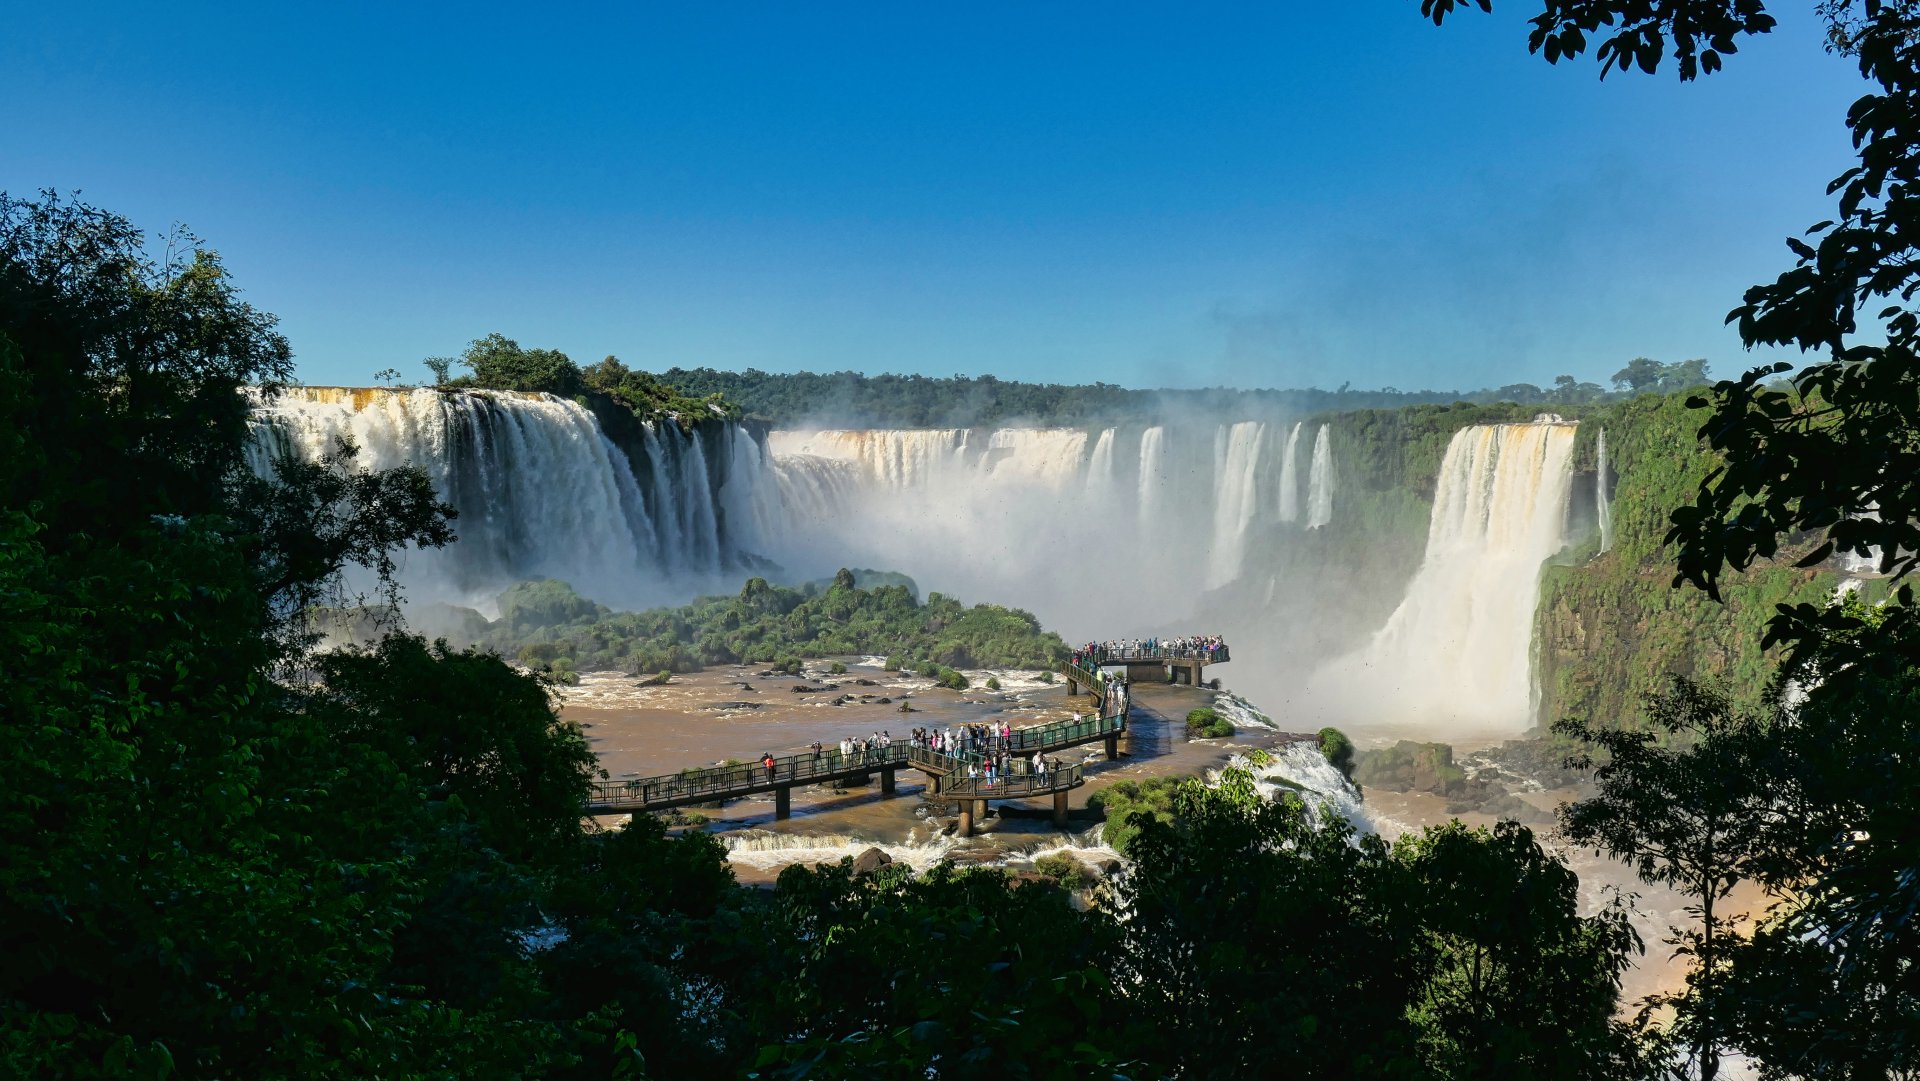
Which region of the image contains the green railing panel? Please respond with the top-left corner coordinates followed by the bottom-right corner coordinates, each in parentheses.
top-left (941, 761), bottom-right (1084, 800)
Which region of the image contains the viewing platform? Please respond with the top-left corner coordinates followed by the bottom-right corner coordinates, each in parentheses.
top-left (1078, 644), bottom-right (1229, 688)
top-left (587, 659), bottom-right (1131, 835)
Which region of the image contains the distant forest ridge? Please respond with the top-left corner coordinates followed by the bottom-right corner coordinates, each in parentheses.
top-left (658, 358), bottom-right (1711, 428)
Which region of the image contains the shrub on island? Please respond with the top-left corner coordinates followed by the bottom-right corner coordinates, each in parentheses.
top-left (1185, 708), bottom-right (1235, 739)
top-left (1317, 726), bottom-right (1355, 780)
top-left (1087, 777), bottom-right (1186, 855)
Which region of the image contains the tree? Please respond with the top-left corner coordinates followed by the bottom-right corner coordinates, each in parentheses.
top-left (1556, 679), bottom-right (1775, 1080)
top-left (1612, 357), bottom-right (1665, 392)
top-left (1706, 602), bottom-right (1920, 1077)
top-left (0, 193), bottom-right (573, 1078)
top-left (1427, 4), bottom-right (1920, 1073)
top-left (456, 332), bottom-right (585, 396)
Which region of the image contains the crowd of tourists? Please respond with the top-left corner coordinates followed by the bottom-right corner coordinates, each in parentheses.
top-left (909, 721), bottom-right (1061, 788)
top-left (747, 719), bottom-right (1068, 789)
top-left (1074, 634), bottom-right (1228, 663)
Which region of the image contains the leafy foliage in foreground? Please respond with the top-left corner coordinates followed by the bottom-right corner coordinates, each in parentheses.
top-left (467, 570), bottom-right (1070, 676)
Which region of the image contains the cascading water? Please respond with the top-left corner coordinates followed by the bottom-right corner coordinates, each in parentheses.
top-left (1305, 424), bottom-right (1334, 529)
top-left (1595, 427), bottom-right (1614, 554)
top-left (765, 422), bottom-right (1298, 635)
top-left (1277, 421), bottom-right (1303, 523)
top-left (248, 387), bottom-right (774, 613)
top-left (1307, 420), bottom-right (1577, 732)
top-left (1207, 421), bottom-right (1268, 589)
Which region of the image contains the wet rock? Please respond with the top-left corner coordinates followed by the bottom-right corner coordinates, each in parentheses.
top-left (853, 678), bottom-right (878, 686)
top-left (851, 847), bottom-right (893, 875)
top-left (1095, 859), bottom-right (1123, 876)
top-left (703, 701), bottom-right (763, 711)
top-left (873, 697), bottom-right (891, 704)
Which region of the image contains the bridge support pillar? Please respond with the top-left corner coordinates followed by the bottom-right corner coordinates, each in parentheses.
top-left (1067, 677), bottom-right (1079, 696)
top-left (1104, 732), bottom-right (1120, 760)
top-left (958, 801), bottom-right (974, 837)
top-left (880, 767), bottom-right (897, 795)
top-left (774, 785), bottom-right (791, 820)
top-left (1052, 789), bottom-right (1069, 828)
top-left (926, 772), bottom-right (941, 795)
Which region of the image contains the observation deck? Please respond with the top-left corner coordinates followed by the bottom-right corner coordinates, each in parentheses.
top-left (588, 656), bottom-right (1131, 835)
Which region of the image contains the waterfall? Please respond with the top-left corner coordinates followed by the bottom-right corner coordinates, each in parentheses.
top-left (1595, 427), bottom-right (1614, 554)
top-left (248, 387), bottom-right (770, 613)
top-left (1208, 422), bottom-right (1267, 589)
top-left (767, 420), bottom-right (1305, 634)
top-left (1313, 421), bottom-right (1577, 732)
top-left (1305, 424), bottom-right (1334, 529)
top-left (1277, 421), bottom-right (1303, 523)
top-left (1137, 425), bottom-right (1166, 533)
top-left (1088, 428), bottom-right (1117, 488)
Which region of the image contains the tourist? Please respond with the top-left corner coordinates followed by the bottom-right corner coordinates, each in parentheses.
top-left (762, 752), bottom-right (776, 782)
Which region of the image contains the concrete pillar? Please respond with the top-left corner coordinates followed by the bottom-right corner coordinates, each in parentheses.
top-left (774, 785), bottom-right (791, 820)
top-left (880, 767), bottom-right (897, 795)
top-left (927, 772), bottom-right (941, 795)
top-left (1105, 732), bottom-right (1120, 760)
top-left (1052, 789), bottom-right (1069, 828)
top-left (958, 802), bottom-right (974, 837)
top-left (1067, 677), bottom-right (1079, 696)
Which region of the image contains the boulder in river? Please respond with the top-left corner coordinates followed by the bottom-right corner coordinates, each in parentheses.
top-left (852, 847), bottom-right (893, 875)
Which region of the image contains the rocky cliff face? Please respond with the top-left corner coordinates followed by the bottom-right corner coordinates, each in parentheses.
top-left (1530, 390), bottom-right (1840, 732)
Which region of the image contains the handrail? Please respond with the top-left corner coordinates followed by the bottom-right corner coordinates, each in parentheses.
top-left (1062, 659), bottom-right (1108, 696)
top-left (942, 761), bottom-right (1084, 800)
top-left (589, 658), bottom-right (1133, 813)
top-left (588, 741), bottom-right (910, 810)
top-left (1076, 645), bottom-right (1230, 665)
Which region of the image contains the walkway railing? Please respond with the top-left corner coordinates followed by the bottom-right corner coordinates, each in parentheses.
top-left (1078, 645), bottom-right (1230, 665)
top-left (588, 743), bottom-right (909, 812)
top-left (1063, 659), bottom-right (1109, 697)
top-left (590, 658), bottom-right (1132, 814)
top-left (942, 761), bottom-right (1084, 800)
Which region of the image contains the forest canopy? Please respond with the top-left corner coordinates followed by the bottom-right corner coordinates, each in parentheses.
top-left (398, 570), bottom-right (1069, 679)
top-left (655, 360), bottom-right (1705, 428)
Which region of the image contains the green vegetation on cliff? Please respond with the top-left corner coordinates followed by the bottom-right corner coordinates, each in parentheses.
top-left (1536, 390), bottom-right (1838, 732)
top-left (437, 332), bottom-right (740, 427)
top-left (456, 569), bottom-right (1068, 676)
top-left (658, 365), bottom-right (1672, 428)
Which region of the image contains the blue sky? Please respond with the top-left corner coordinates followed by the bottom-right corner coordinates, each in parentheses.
top-left (4, 2), bottom-right (1865, 391)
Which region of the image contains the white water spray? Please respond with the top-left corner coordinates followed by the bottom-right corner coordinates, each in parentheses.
top-left (1277, 421), bottom-right (1304, 523)
top-left (1309, 421), bottom-right (1577, 732)
top-left (1305, 424), bottom-right (1334, 529)
top-left (1595, 427), bottom-right (1614, 555)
